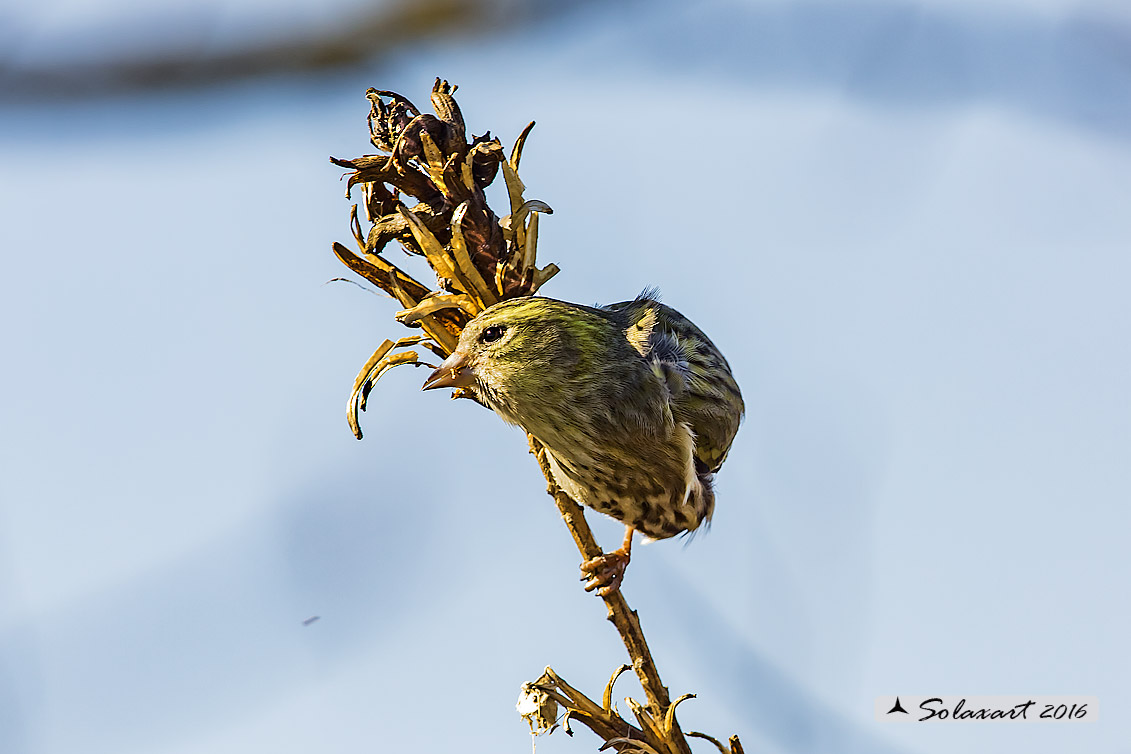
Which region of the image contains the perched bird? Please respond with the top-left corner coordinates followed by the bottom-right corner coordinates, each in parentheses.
top-left (423, 291), bottom-right (743, 595)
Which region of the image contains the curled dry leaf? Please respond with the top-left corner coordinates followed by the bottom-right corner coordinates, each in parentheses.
top-left (395, 293), bottom-right (480, 324)
top-left (348, 338), bottom-right (438, 439)
top-left (602, 665), bottom-right (632, 713)
top-left (663, 694), bottom-right (696, 736)
top-left (685, 733), bottom-right (728, 754)
top-left (600, 739), bottom-right (664, 754)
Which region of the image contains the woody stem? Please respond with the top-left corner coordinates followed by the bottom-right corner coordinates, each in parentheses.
top-left (529, 434), bottom-right (693, 754)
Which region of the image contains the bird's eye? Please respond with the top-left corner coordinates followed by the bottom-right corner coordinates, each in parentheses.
top-left (479, 324), bottom-right (506, 344)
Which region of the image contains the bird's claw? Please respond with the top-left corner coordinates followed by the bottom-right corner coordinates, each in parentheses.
top-left (580, 548), bottom-right (630, 597)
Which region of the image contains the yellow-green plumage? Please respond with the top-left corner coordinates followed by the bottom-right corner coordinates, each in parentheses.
top-left (426, 292), bottom-right (743, 540)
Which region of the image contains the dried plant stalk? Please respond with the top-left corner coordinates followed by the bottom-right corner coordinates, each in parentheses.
top-left (330, 79), bottom-right (742, 754)
top-left (529, 436), bottom-right (695, 754)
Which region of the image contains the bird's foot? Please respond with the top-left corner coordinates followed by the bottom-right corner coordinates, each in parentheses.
top-left (580, 547), bottom-right (631, 597)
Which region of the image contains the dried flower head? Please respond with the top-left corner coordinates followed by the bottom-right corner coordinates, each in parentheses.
top-left (330, 78), bottom-right (557, 437)
top-left (517, 671), bottom-right (560, 736)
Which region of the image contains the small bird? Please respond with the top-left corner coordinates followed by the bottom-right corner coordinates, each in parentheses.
top-left (423, 291), bottom-right (743, 594)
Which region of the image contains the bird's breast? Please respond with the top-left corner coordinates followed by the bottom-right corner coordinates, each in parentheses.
top-left (542, 421), bottom-right (706, 540)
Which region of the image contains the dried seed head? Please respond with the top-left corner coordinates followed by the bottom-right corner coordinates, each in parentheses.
top-left (331, 79), bottom-right (558, 436)
top-left (517, 676), bottom-right (559, 735)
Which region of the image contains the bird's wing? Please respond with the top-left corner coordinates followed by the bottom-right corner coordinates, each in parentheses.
top-left (637, 300), bottom-right (743, 474)
top-left (607, 295), bottom-right (741, 472)
top-left (607, 294), bottom-right (692, 393)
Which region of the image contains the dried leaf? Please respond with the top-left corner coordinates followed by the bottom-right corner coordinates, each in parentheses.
top-left (502, 198), bottom-right (553, 258)
top-left (600, 739), bottom-right (663, 754)
top-left (418, 317), bottom-right (459, 356)
top-left (396, 205), bottom-right (459, 283)
top-left (531, 263), bottom-right (560, 293)
top-left (331, 242), bottom-right (428, 307)
top-left (686, 733), bottom-right (728, 754)
top-left (602, 665), bottom-right (631, 713)
top-left (361, 184), bottom-right (375, 223)
top-left (419, 340), bottom-right (449, 359)
top-left (663, 693), bottom-right (695, 735)
top-left (359, 353), bottom-right (422, 410)
top-left (450, 202), bottom-right (498, 308)
top-left (418, 129), bottom-right (447, 190)
top-left (519, 198), bottom-right (554, 216)
top-left (440, 150), bottom-right (473, 204)
top-left (510, 120), bottom-right (536, 171)
top-left (348, 342), bottom-right (425, 439)
top-left (625, 698), bottom-right (665, 745)
top-left (430, 77), bottom-right (466, 146)
top-left (499, 158), bottom-right (526, 216)
top-left (523, 210), bottom-right (540, 272)
top-left (495, 259), bottom-right (507, 297)
top-left (350, 204), bottom-right (366, 250)
top-left (395, 293), bottom-right (479, 324)
top-left (460, 150), bottom-right (477, 192)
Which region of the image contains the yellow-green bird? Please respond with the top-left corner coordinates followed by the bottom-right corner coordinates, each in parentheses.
top-left (423, 291), bottom-right (743, 595)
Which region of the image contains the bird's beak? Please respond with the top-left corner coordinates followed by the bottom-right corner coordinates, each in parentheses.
top-left (422, 350), bottom-right (476, 391)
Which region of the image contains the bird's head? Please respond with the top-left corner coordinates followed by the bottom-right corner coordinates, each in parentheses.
top-left (422, 297), bottom-right (610, 411)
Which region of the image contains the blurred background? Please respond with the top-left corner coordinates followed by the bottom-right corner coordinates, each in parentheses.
top-left (1, 0), bottom-right (1129, 752)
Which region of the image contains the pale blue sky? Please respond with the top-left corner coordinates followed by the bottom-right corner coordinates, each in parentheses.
top-left (1, 2), bottom-right (1129, 753)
